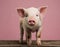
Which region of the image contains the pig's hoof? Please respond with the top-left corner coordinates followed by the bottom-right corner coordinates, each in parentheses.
top-left (27, 42), bottom-right (32, 46)
top-left (27, 45), bottom-right (31, 47)
top-left (19, 40), bottom-right (24, 44)
top-left (37, 41), bottom-right (41, 46)
top-left (37, 43), bottom-right (41, 46)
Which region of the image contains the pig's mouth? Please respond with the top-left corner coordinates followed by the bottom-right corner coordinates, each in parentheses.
top-left (29, 24), bottom-right (35, 26)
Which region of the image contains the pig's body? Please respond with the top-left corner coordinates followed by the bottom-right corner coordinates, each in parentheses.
top-left (17, 7), bottom-right (47, 46)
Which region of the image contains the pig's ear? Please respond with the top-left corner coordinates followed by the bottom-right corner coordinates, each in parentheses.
top-left (17, 8), bottom-right (25, 17)
top-left (39, 6), bottom-right (47, 16)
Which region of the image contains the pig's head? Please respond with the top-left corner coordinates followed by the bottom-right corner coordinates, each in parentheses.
top-left (17, 6), bottom-right (47, 29)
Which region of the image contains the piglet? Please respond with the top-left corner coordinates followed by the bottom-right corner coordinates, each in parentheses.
top-left (17, 6), bottom-right (47, 46)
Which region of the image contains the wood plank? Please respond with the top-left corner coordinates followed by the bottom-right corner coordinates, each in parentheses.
top-left (0, 40), bottom-right (60, 47)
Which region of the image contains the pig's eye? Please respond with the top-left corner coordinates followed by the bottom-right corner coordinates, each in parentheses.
top-left (25, 14), bottom-right (28, 17)
top-left (36, 15), bottom-right (38, 16)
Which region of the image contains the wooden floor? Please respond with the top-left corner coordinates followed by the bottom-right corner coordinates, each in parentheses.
top-left (0, 40), bottom-right (60, 47)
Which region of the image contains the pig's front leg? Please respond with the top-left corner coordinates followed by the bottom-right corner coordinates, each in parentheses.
top-left (36, 28), bottom-right (42, 46)
top-left (26, 31), bottom-right (31, 46)
top-left (20, 24), bottom-right (24, 43)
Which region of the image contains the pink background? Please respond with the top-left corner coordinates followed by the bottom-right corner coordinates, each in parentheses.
top-left (0, 0), bottom-right (60, 40)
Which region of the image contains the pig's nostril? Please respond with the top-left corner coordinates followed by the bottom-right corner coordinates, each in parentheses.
top-left (33, 21), bottom-right (35, 23)
top-left (29, 20), bottom-right (31, 23)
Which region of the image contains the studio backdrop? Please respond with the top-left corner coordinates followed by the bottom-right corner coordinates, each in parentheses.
top-left (0, 0), bottom-right (60, 40)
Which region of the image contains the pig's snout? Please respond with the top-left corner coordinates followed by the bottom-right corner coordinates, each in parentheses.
top-left (28, 20), bottom-right (35, 26)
